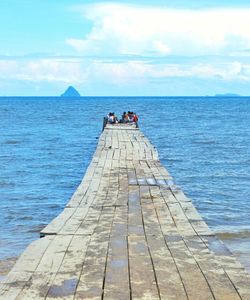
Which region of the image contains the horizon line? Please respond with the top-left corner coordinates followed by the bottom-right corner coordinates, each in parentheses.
top-left (0, 95), bottom-right (248, 98)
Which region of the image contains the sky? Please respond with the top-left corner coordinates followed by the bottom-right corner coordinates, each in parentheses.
top-left (1, 0), bottom-right (250, 96)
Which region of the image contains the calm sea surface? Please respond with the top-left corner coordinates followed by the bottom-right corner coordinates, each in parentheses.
top-left (0, 97), bottom-right (249, 273)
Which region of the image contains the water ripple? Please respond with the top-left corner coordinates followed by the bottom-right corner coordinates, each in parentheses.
top-left (0, 96), bottom-right (249, 272)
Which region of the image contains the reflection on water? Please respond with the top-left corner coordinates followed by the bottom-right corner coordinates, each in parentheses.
top-left (0, 96), bottom-right (249, 275)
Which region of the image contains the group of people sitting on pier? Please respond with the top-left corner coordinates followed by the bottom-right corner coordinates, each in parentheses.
top-left (106, 112), bottom-right (118, 124)
top-left (107, 111), bottom-right (138, 124)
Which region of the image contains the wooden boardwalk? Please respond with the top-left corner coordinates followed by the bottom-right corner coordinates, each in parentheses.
top-left (1, 123), bottom-right (250, 300)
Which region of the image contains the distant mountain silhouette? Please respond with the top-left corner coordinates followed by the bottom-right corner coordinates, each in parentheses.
top-left (61, 86), bottom-right (81, 97)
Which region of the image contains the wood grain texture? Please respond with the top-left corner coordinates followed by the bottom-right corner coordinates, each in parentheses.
top-left (1, 124), bottom-right (250, 300)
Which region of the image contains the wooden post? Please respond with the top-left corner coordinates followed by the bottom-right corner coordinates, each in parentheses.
top-left (102, 116), bottom-right (108, 131)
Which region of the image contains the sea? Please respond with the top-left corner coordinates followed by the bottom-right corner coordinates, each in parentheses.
top-left (0, 96), bottom-right (249, 278)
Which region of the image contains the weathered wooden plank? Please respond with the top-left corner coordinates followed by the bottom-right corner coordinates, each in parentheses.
top-left (184, 236), bottom-right (241, 300)
top-left (128, 186), bottom-right (144, 236)
top-left (2, 123), bottom-right (250, 300)
top-left (128, 236), bottom-right (160, 299)
top-left (46, 235), bottom-right (91, 300)
top-left (10, 235), bottom-right (74, 299)
top-left (74, 234), bottom-right (110, 300)
top-left (0, 271), bottom-right (32, 300)
top-left (146, 235), bottom-right (188, 300)
top-left (111, 206), bottom-right (128, 237)
top-left (165, 236), bottom-right (215, 300)
top-left (167, 202), bottom-right (198, 236)
top-left (103, 236), bottom-right (130, 300)
top-left (40, 208), bottom-right (77, 236)
top-left (202, 235), bottom-right (250, 299)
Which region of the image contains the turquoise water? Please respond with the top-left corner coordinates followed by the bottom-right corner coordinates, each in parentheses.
top-left (0, 97), bottom-right (249, 271)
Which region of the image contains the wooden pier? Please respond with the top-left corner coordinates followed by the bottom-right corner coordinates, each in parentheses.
top-left (1, 123), bottom-right (250, 299)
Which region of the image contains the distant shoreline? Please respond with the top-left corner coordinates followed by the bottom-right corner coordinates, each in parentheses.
top-left (0, 95), bottom-right (248, 98)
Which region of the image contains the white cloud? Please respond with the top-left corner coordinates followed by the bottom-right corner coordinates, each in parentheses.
top-left (88, 61), bottom-right (249, 82)
top-left (66, 39), bottom-right (87, 53)
top-left (0, 59), bottom-right (88, 84)
top-left (1, 58), bottom-right (250, 88)
top-left (67, 3), bottom-right (250, 56)
top-left (153, 41), bottom-right (171, 55)
top-left (3, 1), bottom-right (250, 94)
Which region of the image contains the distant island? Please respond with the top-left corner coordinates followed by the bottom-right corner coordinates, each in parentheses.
top-left (215, 93), bottom-right (241, 97)
top-left (61, 86), bottom-right (81, 97)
